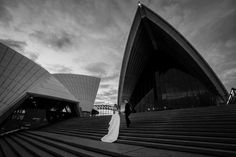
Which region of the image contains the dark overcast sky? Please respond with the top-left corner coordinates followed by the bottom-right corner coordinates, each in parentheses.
top-left (0, 0), bottom-right (236, 105)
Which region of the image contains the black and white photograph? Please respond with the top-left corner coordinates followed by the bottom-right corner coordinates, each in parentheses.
top-left (0, 0), bottom-right (236, 156)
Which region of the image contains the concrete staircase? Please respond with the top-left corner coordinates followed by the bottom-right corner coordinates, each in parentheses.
top-left (1, 105), bottom-right (236, 157)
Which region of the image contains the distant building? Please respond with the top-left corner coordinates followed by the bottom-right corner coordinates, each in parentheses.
top-left (118, 4), bottom-right (228, 112)
top-left (94, 104), bottom-right (114, 116)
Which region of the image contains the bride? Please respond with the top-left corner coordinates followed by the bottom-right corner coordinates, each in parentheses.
top-left (101, 104), bottom-right (120, 143)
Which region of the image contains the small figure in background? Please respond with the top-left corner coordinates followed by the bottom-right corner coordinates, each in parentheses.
top-left (124, 100), bottom-right (132, 128)
top-left (91, 109), bottom-right (99, 117)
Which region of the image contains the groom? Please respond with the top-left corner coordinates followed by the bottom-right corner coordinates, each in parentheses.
top-left (124, 100), bottom-right (132, 128)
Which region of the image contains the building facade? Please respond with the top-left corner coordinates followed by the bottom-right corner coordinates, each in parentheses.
top-left (0, 43), bottom-right (100, 126)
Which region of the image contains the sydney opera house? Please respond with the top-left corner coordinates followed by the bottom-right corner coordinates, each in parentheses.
top-left (117, 3), bottom-right (228, 112)
top-left (0, 3), bottom-right (235, 157)
top-left (0, 42), bottom-right (100, 131)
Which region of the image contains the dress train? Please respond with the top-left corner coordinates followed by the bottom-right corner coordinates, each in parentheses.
top-left (101, 111), bottom-right (120, 143)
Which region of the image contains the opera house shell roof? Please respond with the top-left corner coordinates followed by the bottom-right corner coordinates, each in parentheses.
top-left (118, 4), bottom-right (228, 110)
top-left (53, 74), bottom-right (100, 112)
top-left (0, 43), bottom-right (100, 124)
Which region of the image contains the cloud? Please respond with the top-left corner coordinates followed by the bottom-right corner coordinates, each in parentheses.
top-left (94, 100), bottom-right (106, 105)
top-left (95, 87), bottom-right (118, 104)
top-left (225, 39), bottom-right (236, 48)
top-left (221, 68), bottom-right (236, 84)
top-left (27, 52), bottom-right (39, 62)
top-left (0, 39), bottom-right (27, 51)
top-left (99, 84), bottom-right (111, 89)
top-left (95, 94), bottom-right (104, 101)
top-left (102, 73), bottom-right (119, 82)
top-left (84, 62), bottom-right (108, 77)
top-left (0, 38), bottom-right (40, 62)
top-left (100, 88), bottom-right (117, 97)
top-left (0, 1), bottom-right (13, 26)
top-left (204, 42), bottom-right (227, 66)
top-left (45, 64), bottom-right (73, 73)
top-left (30, 30), bottom-right (75, 51)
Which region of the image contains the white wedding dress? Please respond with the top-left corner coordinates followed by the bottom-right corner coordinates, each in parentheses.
top-left (101, 111), bottom-right (120, 143)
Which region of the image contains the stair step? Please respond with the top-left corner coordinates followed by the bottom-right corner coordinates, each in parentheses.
top-left (48, 123), bottom-right (236, 128)
top-left (0, 147), bottom-right (4, 157)
top-left (117, 139), bottom-right (236, 157)
top-left (54, 115), bottom-right (236, 123)
top-left (42, 129), bottom-right (236, 151)
top-left (17, 133), bottom-right (110, 157)
top-left (44, 127), bottom-right (236, 138)
top-left (53, 125), bottom-right (236, 130)
top-left (51, 127), bottom-right (236, 134)
top-left (10, 135), bottom-right (54, 157)
top-left (45, 128), bottom-right (236, 144)
top-left (22, 131), bottom-right (138, 157)
top-left (4, 136), bottom-right (33, 157)
top-left (0, 138), bottom-right (18, 157)
top-left (48, 122), bottom-right (236, 128)
top-left (42, 130), bottom-right (101, 140)
top-left (118, 136), bottom-right (236, 151)
top-left (16, 134), bottom-right (78, 157)
top-left (27, 130), bottom-right (236, 157)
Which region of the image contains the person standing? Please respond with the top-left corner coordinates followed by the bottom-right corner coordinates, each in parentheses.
top-left (101, 104), bottom-right (120, 143)
top-left (124, 100), bottom-right (132, 128)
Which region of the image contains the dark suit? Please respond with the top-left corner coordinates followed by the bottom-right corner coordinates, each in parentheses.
top-left (125, 103), bottom-right (132, 127)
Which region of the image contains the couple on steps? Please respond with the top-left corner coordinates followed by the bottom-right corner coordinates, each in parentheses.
top-left (101, 100), bottom-right (132, 143)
